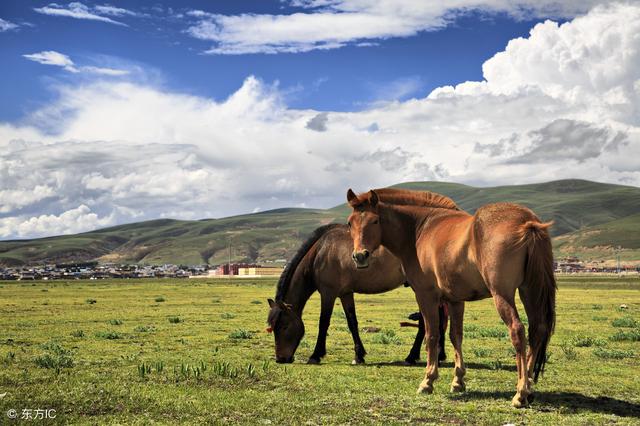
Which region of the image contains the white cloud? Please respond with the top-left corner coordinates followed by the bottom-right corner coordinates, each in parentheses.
top-left (0, 205), bottom-right (114, 239)
top-left (0, 18), bottom-right (19, 32)
top-left (23, 51), bottom-right (79, 72)
top-left (1, 3), bottom-right (640, 238)
top-left (185, 0), bottom-right (619, 54)
top-left (33, 2), bottom-right (132, 26)
top-left (23, 50), bottom-right (129, 76)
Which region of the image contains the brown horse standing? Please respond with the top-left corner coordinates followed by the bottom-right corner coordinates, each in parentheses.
top-left (346, 188), bottom-right (556, 407)
top-left (267, 223), bottom-right (446, 364)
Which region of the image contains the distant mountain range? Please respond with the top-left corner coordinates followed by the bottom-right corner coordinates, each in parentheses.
top-left (1, 179), bottom-right (639, 267)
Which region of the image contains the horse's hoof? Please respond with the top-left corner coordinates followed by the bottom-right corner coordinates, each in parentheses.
top-left (527, 392), bottom-right (535, 403)
top-left (307, 357), bottom-right (321, 365)
top-left (450, 382), bottom-right (465, 393)
top-left (352, 358), bottom-right (365, 365)
top-left (417, 384), bottom-right (433, 394)
top-left (511, 393), bottom-right (529, 408)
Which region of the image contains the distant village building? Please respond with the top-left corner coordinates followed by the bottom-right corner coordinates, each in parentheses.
top-left (237, 266), bottom-right (284, 277)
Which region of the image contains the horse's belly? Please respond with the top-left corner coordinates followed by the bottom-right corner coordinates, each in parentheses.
top-left (440, 268), bottom-right (489, 302)
top-left (351, 276), bottom-right (404, 294)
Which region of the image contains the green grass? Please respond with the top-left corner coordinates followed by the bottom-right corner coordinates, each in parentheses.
top-left (0, 276), bottom-right (638, 424)
top-left (2, 179), bottom-right (640, 266)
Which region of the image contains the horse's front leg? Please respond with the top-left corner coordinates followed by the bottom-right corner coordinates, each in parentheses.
top-left (340, 293), bottom-right (367, 364)
top-left (413, 288), bottom-right (441, 394)
top-left (448, 301), bottom-right (466, 392)
top-left (308, 293), bottom-right (335, 364)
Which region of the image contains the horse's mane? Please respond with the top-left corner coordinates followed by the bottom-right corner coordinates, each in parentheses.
top-left (275, 223), bottom-right (343, 301)
top-left (373, 188), bottom-right (460, 211)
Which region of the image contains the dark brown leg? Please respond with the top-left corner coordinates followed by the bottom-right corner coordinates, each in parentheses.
top-left (308, 293), bottom-right (335, 364)
top-left (340, 293), bottom-right (367, 364)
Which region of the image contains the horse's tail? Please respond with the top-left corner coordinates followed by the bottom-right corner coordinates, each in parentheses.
top-left (516, 220), bottom-right (557, 383)
top-left (274, 223), bottom-right (343, 301)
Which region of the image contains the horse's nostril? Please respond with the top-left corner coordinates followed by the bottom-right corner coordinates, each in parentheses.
top-left (363, 250), bottom-right (370, 259)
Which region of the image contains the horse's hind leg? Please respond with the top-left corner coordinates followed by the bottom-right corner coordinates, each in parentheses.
top-left (308, 293), bottom-right (335, 364)
top-left (438, 304), bottom-right (447, 363)
top-left (448, 301), bottom-right (466, 392)
top-left (340, 293), bottom-right (367, 364)
top-left (405, 314), bottom-right (425, 365)
top-left (492, 292), bottom-right (530, 407)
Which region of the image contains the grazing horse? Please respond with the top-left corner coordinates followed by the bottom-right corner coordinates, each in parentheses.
top-left (346, 188), bottom-right (556, 407)
top-left (266, 223), bottom-right (447, 365)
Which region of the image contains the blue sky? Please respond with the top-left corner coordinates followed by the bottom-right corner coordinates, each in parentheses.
top-left (1, 1), bottom-right (638, 238)
top-left (2, 1), bottom-right (548, 121)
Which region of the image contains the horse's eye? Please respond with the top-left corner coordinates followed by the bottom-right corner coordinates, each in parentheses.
top-left (373, 220), bottom-right (379, 224)
top-left (347, 221), bottom-right (351, 228)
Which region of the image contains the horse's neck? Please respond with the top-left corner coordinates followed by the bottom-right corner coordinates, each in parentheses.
top-left (379, 203), bottom-right (422, 256)
top-left (282, 257), bottom-right (315, 316)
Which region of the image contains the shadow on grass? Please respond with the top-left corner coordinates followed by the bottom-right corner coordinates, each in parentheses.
top-left (364, 360), bottom-right (517, 372)
top-left (450, 390), bottom-right (640, 418)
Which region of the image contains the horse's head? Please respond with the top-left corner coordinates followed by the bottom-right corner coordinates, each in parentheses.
top-left (267, 298), bottom-right (305, 363)
top-left (346, 188), bottom-right (382, 269)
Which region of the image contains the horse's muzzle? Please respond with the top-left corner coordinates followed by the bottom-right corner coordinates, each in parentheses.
top-left (352, 250), bottom-right (370, 269)
top-left (275, 356), bottom-right (294, 364)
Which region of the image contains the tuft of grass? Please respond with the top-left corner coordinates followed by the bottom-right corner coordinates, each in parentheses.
top-left (592, 304), bottom-right (603, 310)
top-left (593, 347), bottom-right (634, 359)
top-left (109, 319), bottom-right (124, 326)
top-left (85, 298), bottom-right (97, 304)
top-left (371, 329), bottom-right (401, 345)
top-left (70, 330), bottom-right (85, 338)
top-left (489, 360), bottom-right (503, 370)
top-left (560, 342), bottom-right (578, 360)
top-left (609, 329), bottom-right (640, 342)
top-left (168, 316), bottom-right (182, 324)
top-left (477, 326), bottom-right (507, 339)
top-left (212, 298), bottom-right (222, 304)
top-left (3, 351), bottom-right (16, 365)
top-left (592, 316), bottom-right (608, 322)
top-left (229, 329), bottom-right (253, 339)
top-left (134, 325), bottom-right (156, 333)
top-left (571, 336), bottom-right (606, 347)
top-left (221, 312), bottom-right (236, 319)
top-left (34, 342), bottom-right (74, 371)
top-left (611, 317), bottom-right (637, 328)
top-left (154, 296), bottom-right (166, 303)
top-left (95, 331), bottom-right (122, 340)
top-left (472, 347), bottom-right (491, 358)
top-left (250, 300), bottom-right (262, 305)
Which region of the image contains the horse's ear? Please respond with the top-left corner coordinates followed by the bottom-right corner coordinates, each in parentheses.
top-left (267, 298), bottom-right (276, 308)
top-left (347, 188), bottom-right (359, 207)
top-left (369, 190), bottom-right (379, 207)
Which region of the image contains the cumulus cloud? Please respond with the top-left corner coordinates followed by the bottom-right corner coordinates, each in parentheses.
top-left (33, 2), bottom-right (134, 26)
top-left (0, 18), bottom-right (19, 32)
top-left (1, 3), bottom-right (640, 239)
top-left (185, 0), bottom-right (619, 54)
top-left (23, 50), bottom-right (129, 76)
top-left (0, 205), bottom-right (114, 239)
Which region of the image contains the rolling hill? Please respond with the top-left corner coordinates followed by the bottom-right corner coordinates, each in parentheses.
top-left (1, 179), bottom-right (639, 266)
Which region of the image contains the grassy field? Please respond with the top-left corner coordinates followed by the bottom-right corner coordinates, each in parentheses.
top-left (0, 276), bottom-right (639, 424)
